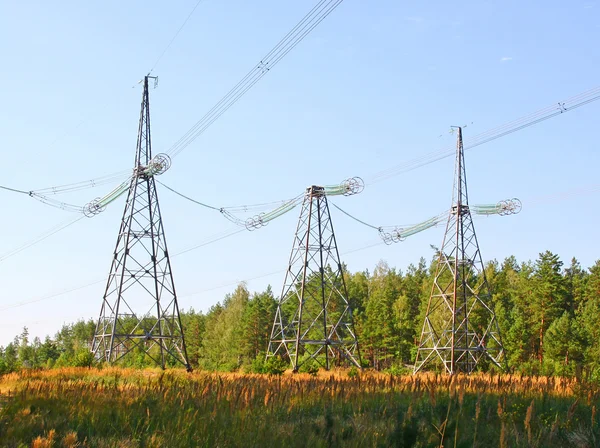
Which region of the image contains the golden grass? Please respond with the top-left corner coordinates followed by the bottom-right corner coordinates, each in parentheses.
top-left (0, 367), bottom-right (597, 447)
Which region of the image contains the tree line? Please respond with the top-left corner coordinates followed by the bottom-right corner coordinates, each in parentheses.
top-left (1, 250), bottom-right (599, 379)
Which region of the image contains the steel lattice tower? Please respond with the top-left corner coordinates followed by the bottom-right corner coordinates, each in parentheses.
top-left (91, 76), bottom-right (191, 371)
top-left (267, 185), bottom-right (361, 372)
top-left (414, 127), bottom-right (506, 375)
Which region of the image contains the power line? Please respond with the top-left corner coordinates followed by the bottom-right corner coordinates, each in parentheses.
top-left (177, 239), bottom-right (387, 300)
top-left (157, 180), bottom-right (220, 211)
top-left (2, 84), bottom-right (598, 216)
top-left (0, 279), bottom-right (105, 312)
top-left (367, 86), bottom-right (600, 184)
top-left (0, 225), bottom-right (247, 311)
top-left (149, 0), bottom-right (207, 74)
top-left (0, 185), bottom-right (30, 195)
top-left (330, 201), bottom-right (381, 230)
top-left (158, 178), bottom-right (363, 230)
top-left (31, 171), bottom-right (132, 196)
top-left (15, 180), bottom-right (598, 314)
top-left (0, 216), bottom-right (85, 263)
top-left (166, 0), bottom-right (345, 159)
top-left (172, 228), bottom-right (246, 257)
top-left (1, 2), bottom-right (206, 200)
top-left (0, 228), bottom-right (384, 313)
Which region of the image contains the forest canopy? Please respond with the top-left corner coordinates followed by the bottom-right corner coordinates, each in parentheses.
top-left (1, 250), bottom-right (599, 380)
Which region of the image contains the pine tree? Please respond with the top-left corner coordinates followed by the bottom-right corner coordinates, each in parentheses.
top-left (242, 287), bottom-right (276, 360)
top-left (530, 252), bottom-right (569, 363)
top-left (545, 311), bottom-right (586, 377)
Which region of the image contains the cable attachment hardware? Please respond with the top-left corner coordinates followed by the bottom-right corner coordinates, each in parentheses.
top-left (497, 198), bottom-right (522, 216)
top-left (83, 198), bottom-right (107, 218)
top-left (379, 228), bottom-right (394, 245)
top-left (390, 229), bottom-right (406, 243)
top-left (144, 154), bottom-right (172, 177)
top-left (341, 177), bottom-right (365, 196)
top-left (379, 227), bottom-right (406, 245)
top-left (245, 213), bottom-right (268, 231)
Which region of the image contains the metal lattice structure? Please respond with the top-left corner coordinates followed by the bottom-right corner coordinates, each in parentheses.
top-left (91, 76), bottom-right (191, 371)
top-left (414, 127), bottom-right (506, 375)
top-left (267, 185), bottom-right (361, 371)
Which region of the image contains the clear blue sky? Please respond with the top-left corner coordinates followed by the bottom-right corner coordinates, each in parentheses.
top-left (0, 0), bottom-right (598, 345)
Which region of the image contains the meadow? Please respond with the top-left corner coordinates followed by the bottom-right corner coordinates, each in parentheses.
top-left (0, 368), bottom-right (598, 447)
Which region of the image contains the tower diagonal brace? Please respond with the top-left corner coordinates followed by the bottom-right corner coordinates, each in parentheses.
top-left (91, 76), bottom-right (191, 371)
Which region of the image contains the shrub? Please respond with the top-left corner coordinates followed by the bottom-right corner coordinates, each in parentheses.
top-left (264, 356), bottom-right (287, 375)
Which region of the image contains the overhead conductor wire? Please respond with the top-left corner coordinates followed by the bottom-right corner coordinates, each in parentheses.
top-left (0, 216), bottom-right (85, 263)
top-left (148, 0), bottom-right (207, 74)
top-left (366, 86), bottom-right (600, 185)
top-left (0, 225), bottom-right (248, 311)
top-left (6, 180), bottom-right (598, 311)
top-left (166, 0), bottom-right (346, 159)
top-left (0, 0), bottom-right (206, 204)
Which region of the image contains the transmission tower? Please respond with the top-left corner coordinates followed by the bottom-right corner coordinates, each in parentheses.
top-left (414, 127), bottom-right (506, 375)
top-left (267, 185), bottom-right (361, 372)
top-left (91, 76), bottom-right (191, 371)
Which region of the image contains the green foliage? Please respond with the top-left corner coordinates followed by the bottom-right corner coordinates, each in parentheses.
top-left (198, 285), bottom-right (250, 371)
top-left (73, 348), bottom-right (96, 368)
top-left (245, 352), bottom-right (269, 374)
top-left (263, 356), bottom-right (287, 375)
top-left (298, 358), bottom-right (319, 376)
top-left (1, 252), bottom-right (600, 379)
top-left (385, 364), bottom-right (412, 376)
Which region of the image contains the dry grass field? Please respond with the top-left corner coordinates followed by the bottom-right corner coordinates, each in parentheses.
top-left (0, 367), bottom-right (598, 447)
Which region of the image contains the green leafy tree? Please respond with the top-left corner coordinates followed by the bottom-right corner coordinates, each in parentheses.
top-left (199, 284), bottom-right (249, 370)
top-left (361, 261), bottom-right (403, 370)
top-left (181, 308), bottom-right (206, 369)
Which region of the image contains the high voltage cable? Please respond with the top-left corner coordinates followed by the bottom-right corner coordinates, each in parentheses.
top-left (148, 0), bottom-right (207, 74)
top-left (166, 0), bottom-right (345, 159)
top-left (0, 185), bottom-right (30, 195)
top-left (31, 171), bottom-right (132, 196)
top-left (0, 226), bottom-right (249, 311)
top-left (0, 279), bottom-right (106, 312)
top-left (157, 180), bottom-right (220, 210)
top-left (172, 228), bottom-right (246, 257)
top-left (5, 184), bottom-right (598, 312)
top-left (330, 201), bottom-right (446, 232)
top-left (1, 2), bottom-right (205, 200)
top-left (0, 216), bottom-right (85, 263)
top-left (330, 202), bottom-right (381, 230)
top-left (3, 0), bottom-right (356, 220)
top-left (159, 177), bottom-right (363, 230)
top-left (3, 169), bottom-right (130, 203)
top-left (524, 183), bottom-right (600, 207)
top-left (371, 89), bottom-right (600, 182)
top-left (331, 199), bottom-right (521, 244)
top-left (367, 86), bottom-right (600, 184)
top-left (3, 83), bottom-right (597, 212)
top-left (3, 180), bottom-right (598, 312)
top-left (0, 223), bottom-right (383, 312)
top-left (167, 239), bottom-right (387, 300)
